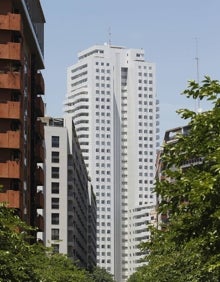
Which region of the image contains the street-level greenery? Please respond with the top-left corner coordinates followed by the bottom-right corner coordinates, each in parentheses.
top-left (0, 204), bottom-right (114, 282)
top-left (128, 77), bottom-right (220, 282)
top-left (89, 266), bottom-right (116, 282)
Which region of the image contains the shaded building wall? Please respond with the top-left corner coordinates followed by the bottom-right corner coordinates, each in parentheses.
top-left (0, 0), bottom-right (45, 238)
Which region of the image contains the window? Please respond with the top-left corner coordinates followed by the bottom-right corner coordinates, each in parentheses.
top-left (52, 136), bottom-right (59, 147)
top-left (52, 244), bottom-right (59, 253)
top-left (51, 213), bottom-right (59, 224)
top-left (51, 182), bottom-right (59, 194)
top-left (51, 151), bottom-right (59, 163)
top-left (51, 228), bottom-right (59, 240)
top-left (52, 167), bottom-right (59, 178)
top-left (52, 198), bottom-right (59, 209)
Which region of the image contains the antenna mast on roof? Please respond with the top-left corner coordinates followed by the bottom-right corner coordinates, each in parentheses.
top-left (108, 27), bottom-right (112, 46)
top-left (195, 37), bottom-right (202, 113)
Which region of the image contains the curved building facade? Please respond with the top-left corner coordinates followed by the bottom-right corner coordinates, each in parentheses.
top-left (64, 44), bottom-right (159, 281)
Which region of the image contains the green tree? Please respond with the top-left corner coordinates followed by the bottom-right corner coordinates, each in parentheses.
top-left (89, 266), bottom-right (116, 282)
top-left (129, 77), bottom-right (220, 282)
top-left (32, 246), bottom-right (93, 282)
top-left (0, 204), bottom-right (92, 282)
top-left (0, 204), bottom-right (40, 281)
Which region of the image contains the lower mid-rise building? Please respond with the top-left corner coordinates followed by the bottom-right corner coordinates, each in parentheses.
top-left (42, 116), bottom-right (96, 268)
top-left (155, 125), bottom-right (202, 228)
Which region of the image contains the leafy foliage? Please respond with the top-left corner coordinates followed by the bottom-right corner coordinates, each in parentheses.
top-left (88, 266), bottom-right (116, 282)
top-left (0, 204), bottom-right (92, 282)
top-left (128, 77), bottom-right (220, 282)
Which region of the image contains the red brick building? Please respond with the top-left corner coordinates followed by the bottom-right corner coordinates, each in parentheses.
top-left (0, 0), bottom-right (45, 238)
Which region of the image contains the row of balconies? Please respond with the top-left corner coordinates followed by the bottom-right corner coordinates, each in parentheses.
top-left (0, 13), bottom-right (22, 32)
top-left (0, 189), bottom-right (44, 210)
top-left (0, 12), bottom-right (44, 94)
top-left (0, 72), bottom-right (21, 89)
top-left (0, 129), bottom-right (44, 153)
top-left (0, 97), bottom-right (44, 119)
top-left (0, 101), bottom-right (20, 119)
top-left (0, 130), bottom-right (20, 148)
top-left (0, 72), bottom-right (44, 95)
top-left (0, 12), bottom-right (45, 232)
top-left (37, 214), bottom-right (44, 232)
top-left (0, 160), bottom-right (20, 178)
top-left (0, 42), bottom-right (22, 61)
top-left (35, 95), bottom-right (45, 116)
top-left (0, 161), bottom-right (44, 184)
top-left (0, 131), bottom-right (44, 163)
top-left (0, 190), bottom-right (19, 208)
top-left (36, 191), bottom-right (44, 209)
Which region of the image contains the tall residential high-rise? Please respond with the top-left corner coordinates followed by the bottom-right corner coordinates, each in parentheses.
top-left (0, 0), bottom-right (45, 237)
top-left (43, 116), bottom-right (97, 269)
top-left (64, 44), bottom-right (160, 281)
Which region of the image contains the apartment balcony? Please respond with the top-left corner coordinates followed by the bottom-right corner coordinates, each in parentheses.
top-left (0, 42), bottom-right (22, 61)
top-left (0, 130), bottom-right (21, 149)
top-left (35, 72), bottom-right (45, 95)
top-left (35, 96), bottom-right (44, 117)
top-left (35, 143), bottom-right (44, 163)
top-left (0, 101), bottom-right (21, 119)
top-left (35, 166), bottom-right (44, 186)
top-left (35, 120), bottom-right (44, 139)
top-left (0, 13), bottom-right (22, 32)
top-left (0, 190), bottom-right (20, 208)
top-left (36, 214), bottom-right (44, 232)
top-left (0, 160), bottom-right (20, 179)
top-left (0, 72), bottom-right (21, 90)
top-left (35, 191), bottom-right (44, 209)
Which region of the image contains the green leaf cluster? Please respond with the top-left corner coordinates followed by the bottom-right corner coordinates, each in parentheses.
top-left (128, 77), bottom-right (220, 282)
top-left (0, 204), bottom-right (114, 282)
top-left (88, 266), bottom-right (116, 282)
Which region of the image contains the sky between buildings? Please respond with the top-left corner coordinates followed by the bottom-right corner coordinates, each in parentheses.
top-left (40, 0), bottom-right (220, 142)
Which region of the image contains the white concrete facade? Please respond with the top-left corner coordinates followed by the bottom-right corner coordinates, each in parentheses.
top-left (43, 117), bottom-right (96, 268)
top-left (64, 44), bottom-right (159, 281)
top-left (44, 118), bottom-right (68, 255)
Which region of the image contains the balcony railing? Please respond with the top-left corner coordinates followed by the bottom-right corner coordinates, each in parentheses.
top-left (0, 190), bottom-right (20, 208)
top-left (0, 161), bottom-right (20, 179)
top-left (35, 72), bottom-right (45, 95)
top-left (0, 101), bottom-right (21, 119)
top-left (35, 191), bottom-right (44, 209)
top-left (36, 166), bottom-right (44, 186)
top-left (35, 120), bottom-right (44, 139)
top-left (0, 13), bottom-right (22, 32)
top-left (36, 215), bottom-right (44, 232)
top-left (0, 72), bottom-right (21, 90)
top-left (35, 143), bottom-right (44, 163)
top-left (0, 42), bottom-right (22, 61)
top-left (35, 96), bottom-right (44, 117)
top-left (0, 131), bottom-right (21, 149)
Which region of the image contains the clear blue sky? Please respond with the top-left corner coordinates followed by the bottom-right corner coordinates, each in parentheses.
top-left (40, 0), bottom-right (220, 141)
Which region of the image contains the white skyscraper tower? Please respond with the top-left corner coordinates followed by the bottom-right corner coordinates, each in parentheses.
top-left (64, 44), bottom-right (160, 282)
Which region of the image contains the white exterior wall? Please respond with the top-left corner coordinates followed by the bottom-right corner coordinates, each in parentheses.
top-left (44, 125), bottom-right (68, 254)
top-left (64, 44), bottom-right (159, 282)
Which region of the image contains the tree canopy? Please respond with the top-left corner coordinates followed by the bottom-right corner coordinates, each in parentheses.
top-left (88, 266), bottom-right (116, 282)
top-left (0, 204), bottom-right (104, 282)
top-left (128, 77), bottom-right (220, 282)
